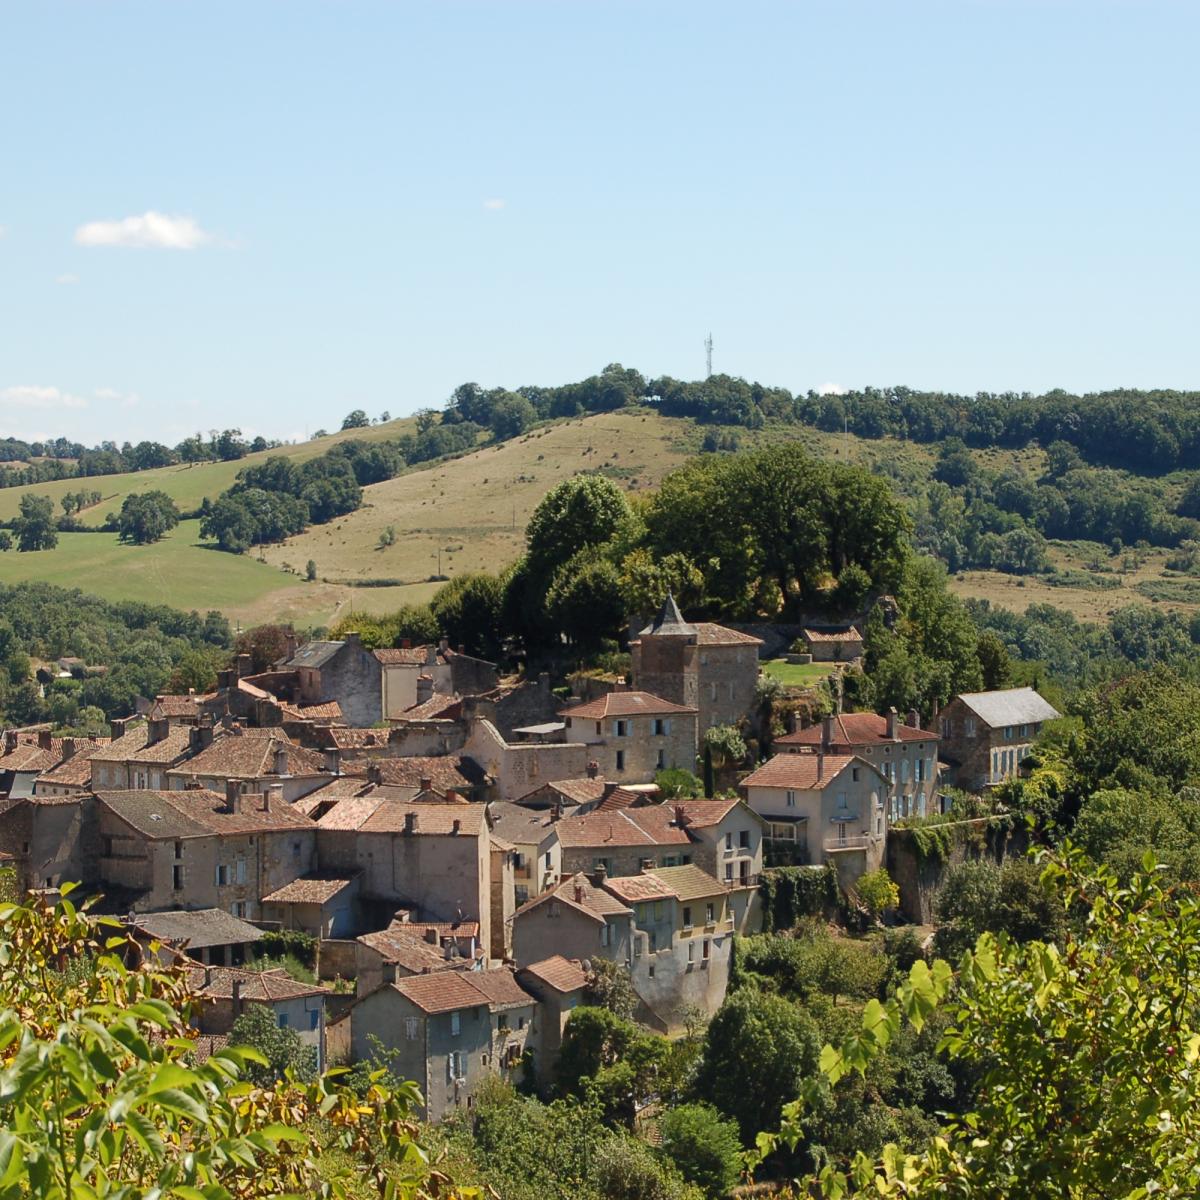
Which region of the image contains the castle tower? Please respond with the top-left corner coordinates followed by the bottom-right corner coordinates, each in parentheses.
top-left (631, 593), bottom-right (699, 710)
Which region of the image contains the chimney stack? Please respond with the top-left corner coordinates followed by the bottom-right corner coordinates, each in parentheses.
top-left (438, 637), bottom-right (449, 656)
top-left (574, 884), bottom-right (584, 903)
top-left (37, 730), bottom-right (52, 751)
top-left (404, 811), bottom-right (417, 834)
top-left (886, 707), bottom-right (898, 739)
top-left (382, 962), bottom-right (399, 983)
top-left (673, 803), bottom-right (689, 828)
top-left (424, 928), bottom-right (438, 944)
top-left (822, 714), bottom-right (835, 749)
top-left (592, 863), bottom-right (608, 886)
top-left (416, 674), bottom-right (434, 705)
top-left (451, 818), bottom-right (461, 835)
top-left (551, 801), bottom-right (562, 823)
top-left (400, 638), bottom-right (411, 650)
top-left (367, 763), bottom-right (382, 786)
top-left (419, 776), bottom-right (433, 793)
top-left (264, 783), bottom-right (284, 812)
top-left (4, 730), bottom-right (18, 753)
top-left (272, 745), bottom-right (289, 776)
top-left (232, 979), bottom-right (243, 1015)
top-left (236, 653), bottom-right (252, 679)
top-left (344, 631), bottom-right (361, 648)
top-left (817, 751), bottom-right (825, 782)
top-left (586, 760), bottom-right (600, 779)
top-left (62, 737), bottom-right (77, 760)
top-left (907, 708), bottom-right (919, 728)
top-left (226, 780), bottom-right (244, 814)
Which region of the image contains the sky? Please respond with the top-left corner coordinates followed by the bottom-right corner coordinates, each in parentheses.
top-left (1, 0), bottom-right (1197, 446)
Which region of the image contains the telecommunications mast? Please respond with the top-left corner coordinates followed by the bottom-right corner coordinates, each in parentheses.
top-left (704, 332), bottom-right (713, 378)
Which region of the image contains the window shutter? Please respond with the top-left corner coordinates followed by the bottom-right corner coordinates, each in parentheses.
top-left (236, 858), bottom-right (246, 884)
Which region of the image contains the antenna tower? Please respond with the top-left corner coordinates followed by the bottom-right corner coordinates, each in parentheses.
top-left (704, 332), bottom-right (713, 378)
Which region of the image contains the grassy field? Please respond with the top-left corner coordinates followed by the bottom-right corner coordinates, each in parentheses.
top-left (761, 659), bottom-right (838, 687)
top-left (0, 414), bottom-right (425, 528)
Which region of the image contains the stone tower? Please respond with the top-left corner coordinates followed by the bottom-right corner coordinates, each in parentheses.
top-left (631, 593), bottom-right (699, 710)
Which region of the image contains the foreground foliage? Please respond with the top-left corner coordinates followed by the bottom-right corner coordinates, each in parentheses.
top-left (0, 888), bottom-right (472, 1199)
top-left (753, 848), bottom-right (1200, 1198)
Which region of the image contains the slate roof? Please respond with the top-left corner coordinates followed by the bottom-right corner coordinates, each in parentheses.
top-left (559, 691), bottom-right (697, 720)
top-left (133, 908), bottom-right (265, 949)
top-left (954, 687), bottom-right (1061, 729)
top-left (638, 593), bottom-right (696, 638)
top-left (739, 753), bottom-right (866, 791)
top-left (96, 789), bottom-right (315, 838)
top-left (649, 863), bottom-right (732, 901)
top-left (520, 956), bottom-right (588, 994)
top-left (554, 805), bottom-right (691, 850)
top-left (261, 875), bottom-right (357, 905)
top-left (286, 641), bottom-right (345, 669)
top-left (776, 712), bottom-right (937, 748)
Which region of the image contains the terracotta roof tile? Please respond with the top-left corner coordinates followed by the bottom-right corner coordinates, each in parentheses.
top-left (602, 873), bottom-right (678, 903)
top-left (358, 802), bottom-right (486, 836)
top-left (372, 756), bottom-right (485, 791)
top-left (514, 872), bottom-right (632, 922)
top-left (467, 968), bottom-right (535, 1010)
top-left (187, 965), bottom-right (330, 1002)
top-left (90, 725), bottom-right (192, 766)
top-left (776, 712), bottom-right (937, 748)
top-left (648, 863), bottom-right (731, 901)
top-left (356, 929), bottom-right (461, 974)
top-left (739, 753), bottom-right (866, 791)
top-left (802, 627), bottom-right (864, 643)
top-left (559, 691), bottom-right (697, 720)
top-left (670, 798), bottom-right (742, 827)
top-left (373, 646), bottom-right (439, 665)
top-left (691, 622), bottom-right (764, 646)
top-left (97, 789), bottom-right (315, 838)
top-left (554, 805), bottom-right (690, 850)
top-left (390, 971), bottom-right (494, 1014)
top-left (261, 875), bottom-right (357, 905)
top-left (520, 955), bottom-right (588, 994)
top-left (171, 733), bottom-right (327, 780)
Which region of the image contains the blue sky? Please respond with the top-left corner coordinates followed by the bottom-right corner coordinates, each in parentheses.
top-left (1, 1), bottom-right (1197, 445)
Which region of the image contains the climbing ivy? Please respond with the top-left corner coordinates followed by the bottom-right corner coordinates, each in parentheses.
top-left (759, 864), bottom-right (839, 932)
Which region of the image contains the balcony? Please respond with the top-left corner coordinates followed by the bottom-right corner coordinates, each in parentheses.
top-left (823, 834), bottom-right (873, 853)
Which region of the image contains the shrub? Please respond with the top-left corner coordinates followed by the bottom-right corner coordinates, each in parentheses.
top-left (855, 867), bottom-right (899, 918)
top-left (659, 1102), bottom-right (743, 1197)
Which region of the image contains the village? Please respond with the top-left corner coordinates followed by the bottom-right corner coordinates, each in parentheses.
top-left (0, 591), bottom-right (1059, 1120)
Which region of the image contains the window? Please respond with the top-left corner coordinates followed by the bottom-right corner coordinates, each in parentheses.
top-left (172, 864), bottom-right (184, 891)
top-left (235, 858), bottom-right (246, 884)
top-left (964, 718), bottom-right (976, 737)
top-left (595, 721), bottom-right (601, 735)
top-left (725, 831), bottom-right (733, 850)
top-left (738, 829), bottom-right (750, 848)
top-left (705, 903), bottom-right (714, 925)
top-left (450, 1012), bottom-right (461, 1037)
top-left (876, 814), bottom-right (883, 835)
top-left (683, 906), bottom-right (692, 928)
top-left (656, 749), bottom-right (666, 770)
top-left (292, 840), bottom-right (301, 861)
top-left (215, 864), bottom-right (231, 886)
top-left (916, 757), bottom-right (926, 782)
top-left (852, 767), bottom-right (860, 782)
top-left (518, 1016), bottom-right (525, 1029)
top-left (653, 901), bottom-right (665, 920)
top-left (277, 1013), bottom-right (289, 1028)
top-left (652, 718), bottom-right (670, 736)
top-left (405, 1017), bottom-right (420, 1040)
top-left (548, 901), bottom-right (561, 919)
top-left (615, 750), bottom-right (625, 772)
top-left (725, 862), bottom-right (733, 882)
top-left (1005, 726), bottom-right (1013, 740)
top-left (544, 850), bottom-right (552, 869)
top-left (614, 719), bottom-right (629, 738)
top-left (702, 938), bottom-right (711, 961)
top-left (687, 942), bottom-right (695, 964)
top-left (900, 760), bottom-right (909, 783)
top-left (309, 1010), bottom-right (320, 1031)
top-left (648, 963), bottom-right (655, 978)
top-left (173, 840), bottom-right (183, 860)
top-left (231, 901), bottom-right (248, 918)
top-left (447, 1050), bottom-right (465, 1081)
top-left (512, 851), bottom-right (525, 870)
top-left (785, 790), bottom-right (796, 807)
top-left (883, 762), bottom-right (894, 782)
top-left (835, 791), bottom-right (848, 813)
top-left (600, 923), bottom-right (611, 947)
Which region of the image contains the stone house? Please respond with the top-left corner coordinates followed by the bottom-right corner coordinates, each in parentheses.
top-left (283, 634), bottom-right (385, 727)
top-left (0, 731), bottom-right (88, 801)
top-left (165, 729), bottom-right (333, 802)
top-left (260, 874), bottom-right (361, 938)
top-left (464, 718), bottom-right (589, 802)
top-left (0, 791), bottom-right (95, 893)
top-left (740, 752), bottom-right (889, 886)
top-left (187, 964), bottom-right (332, 1068)
top-left (604, 864), bottom-right (752, 1033)
top-left (354, 922), bottom-right (482, 997)
top-left (33, 741), bottom-right (107, 799)
top-left (374, 641), bottom-right (498, 718)
top-left (132, 908), bottom-right (266, 967)
top-left (800, 627), bottom-right (864, 663)
top-left (312, 798), bottom-right (494, 958)
top-left (515, 774), bottom-right (607, 812)
top-left (938, 687), bottom-right (1061, 793)
top-left (630, 594), bottom-right (763, 733)
top-left (94, 784), bottom-right (317, 917)
top-left (349, 967), bottom-right (536, 1121)
top-left (776, 709), bottom-right (940, 819)
top-left (669, 798), bottom-right (765, 888)
top-left (89, 721), bottom-right (195, 791)
top-left (515, 956), bottom-right (588, 1089)
top-left (486, 802), bottom-right (562, 906)
top-left (369, 755), bottom-right (488, 800)
top-left (558, 692), bottom-right (698, 783)
top-left (511, 872), bottom-right (634, 970)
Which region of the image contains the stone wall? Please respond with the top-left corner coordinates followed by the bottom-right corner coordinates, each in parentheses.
top-left (317, 938), bottom-right (359, 982)
top-left (886, 818), bottom-right (1028, 923)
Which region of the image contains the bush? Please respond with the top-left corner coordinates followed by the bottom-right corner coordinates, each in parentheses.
top-left (855, 867), bottom-right (899, 918)
top-left (659, 1103), bottom-right (743, 1197)
top-left (256, 927), bottom-right (318, 968)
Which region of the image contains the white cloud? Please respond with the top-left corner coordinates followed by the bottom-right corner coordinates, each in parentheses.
top-left (75, 211), bottom-right (212, 249)
top-left (55, 273), bottom-right (79, 285)
top-left (817, 381), bottom-right (848, 396)
top-left (483, 198), bottom-right (505, 210)
top-left (95, 387), bottom-right (140, 408)
top-left (0, 385), bottom-right (88, 410)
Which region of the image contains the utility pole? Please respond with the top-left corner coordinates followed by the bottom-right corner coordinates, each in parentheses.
top-left (704, 333), bottom-right (713, 379)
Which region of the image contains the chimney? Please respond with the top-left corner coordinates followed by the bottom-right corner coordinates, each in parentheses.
top-left (285, 627), bottom-right (298, 660)
top-left (574, 884), bottom-right (584, 903)
top-left (264, 783), bottom-right (283, 812)
top-left (591, 863), bottom-right (608, 886)
top-left (425, 645), bottom-right (438, 666)
top-left (344, 631), bottom-right (361, 648)
top-left (424, 928), bottom-right (438, 944)
top-left (148, 717), bottom-right (169, 745)
top-left (382, 962), bottom-right (400, 984)
top-left (216, 668), bottom-right (234, 691)
top-left (586, 760), bottom-right (600, 779)
top-left (438, 637), bottom-right (449, 656)
top-left (886, 707), bottom-right (898, 739)
top-left (189, 721), bottom-right (214, 754)
top-left (400, 638), bottom-right (411, 650)
top-left (907, 708), bottom-right (919, 728)
top-left (416, 674), bottom-right (434, 705)
top-left (272, 745), bottom-right (289, 776)
top-left (822, 714), bottom-right (835, 749)
top-left (367, 763), bottom-right (382, 786)
top-left (185, 774), bottom-right (202, 790)
top-left (404, 811), bottom-right (417, 834)
top-left (4, 730), bottom-right (17, 753)
top-left (817, 751), bottom-right (825, 782)
top-left (236, 653), bottom-right (252, 678)
top-left (451, 818), bottom-right (461, 835)
top-left (419, 776), bottom-right (432, 793)
top-left (323, 749), bottom-right (340, 774)
top-left (232, 979), bottom-right (243, 1016)
top-left (673, 803), bottom-right (689, 828)
top-left (37, 730), bottom-right (53, 751)
top-left (226, 779), bottom-right (244, 814)
top-left (551, 802), bottom-right (562, 823)
top-left (62, 738), bottom-right (77, 760)
top-left (446, 789), bottom-right (462, 803)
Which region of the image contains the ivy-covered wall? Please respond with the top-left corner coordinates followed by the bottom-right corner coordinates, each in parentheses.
top-left (757, 863), bottom-right (840, 932)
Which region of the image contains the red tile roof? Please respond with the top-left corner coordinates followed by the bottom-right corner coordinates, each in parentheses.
top-left (170, 733), bottom-right (327, 780)
top-left (391, 968), bottom-right (533, 1014)
top-left (356, 929), bottom-right (462, 974)
top-left (514, 872), bottom-right (632, 922)
top-left (520, 956), bottom-right (588, 994)
top-left (96, 789), bottom-right (315, 838)
top-left (802, 627), bottom-right (864, 643)
top-left (261, 875), bottom-right (357, 905)
top-left (373, 646), bottom-right (437, 665)
top-left (554, 805), bottom-right (691, 850)
top-left (670, 798), bottom-right (743, 828)
top-left (739, 753), bottom-right (867, 790)
top-left (358, 802), bottom-right (486, 836)
top-left (188, 965), bottom-right (330, 1002)
top-left (559, 691), bottom-right (697, 720)
top-left (776, 713), bottom-right (936, 748)
top-left (372, 756), bottom-right (485, 792)
top-left (691, 623), bottom-right (763, 646)
top-left (602, 873), bottom-right (678, 903)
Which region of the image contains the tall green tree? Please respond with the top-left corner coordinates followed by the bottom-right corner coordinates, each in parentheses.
top-left (14, 492), bottom-right (58, 550)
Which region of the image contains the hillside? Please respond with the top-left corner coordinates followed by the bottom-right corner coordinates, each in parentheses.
top-left (2, 405), bottom-right (1198, 630)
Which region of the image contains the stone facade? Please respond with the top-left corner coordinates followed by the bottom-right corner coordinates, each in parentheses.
top-left (559, 692), bottom-right (698, 784)
top-left (511, 875), bottom-right (634, 970)
top-left (937, 688), bottom-right (1061, 793)
top-left (463, 718), bottom-right (589, 802)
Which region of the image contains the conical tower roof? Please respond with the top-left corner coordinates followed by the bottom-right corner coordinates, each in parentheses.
top-left (638, 592), bottom-right (697, 638)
